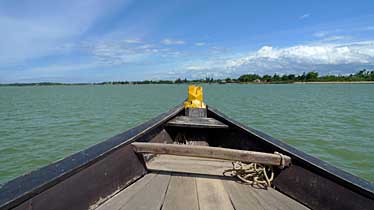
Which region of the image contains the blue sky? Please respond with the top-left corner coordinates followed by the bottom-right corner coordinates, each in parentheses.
top-left (1, 0), bottom-right (374, 83)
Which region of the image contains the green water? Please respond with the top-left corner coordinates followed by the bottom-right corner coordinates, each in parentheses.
top-left (0, 84), bottom-right (373, 185)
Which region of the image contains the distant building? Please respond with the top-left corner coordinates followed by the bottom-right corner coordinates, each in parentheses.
top-left (254, 79), bottom-right (261, 83)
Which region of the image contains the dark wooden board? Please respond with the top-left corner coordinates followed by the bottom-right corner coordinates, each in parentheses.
top-left (96, 173), bottom-right (156, 210)
top-left (119, 173), bottom-right (171, 210)
top-left (223, 179), bottom-right (266, 210)
top-left (166, 116), bottom-right (229, 128)
top-left (196, 176), bottom-right (234, 210)
top-left (146, 155), bottom-right (233, 176)
top-left (95, 172), bottom-right (310, 210)
top-left (185, 108), bottom-right (207, 117)
top-left (133, 142), bottom-right (290, 166)
top-left (161, 173), bottom-right (199, 210)
top-left (223, 179), bottom-right (310, 210)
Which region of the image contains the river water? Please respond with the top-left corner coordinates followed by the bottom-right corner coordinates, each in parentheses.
top-left (0, 84), bottom-right (373, 184)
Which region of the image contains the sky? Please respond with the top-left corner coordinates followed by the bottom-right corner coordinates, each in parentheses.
top-left (1, 0), bottom-right (374, 83)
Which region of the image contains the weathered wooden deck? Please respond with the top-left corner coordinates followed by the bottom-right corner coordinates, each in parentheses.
top-left (96, 163), bottom-right (310, 210)
top-left (166, 116), bottom-right (229, 128)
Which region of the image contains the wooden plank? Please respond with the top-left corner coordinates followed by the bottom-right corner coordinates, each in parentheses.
top-left (263, 186), bottom-right (310, 210)
top-left (185, 108), bottom-right (207, 117)
top-left (97, 171), bottom-right (308, 210)
top-left (96, 173), bottom-right (157, 210)
top-left (223, 179), bottom-right (310, 210)
top-left (166, 116), bottom-right (229, 128)
top-left (119, 173), bottom-right (171, 210)
top-left (146, 155), bottom-right (233, 176)
top-left (247, 187), bottom-right (309, 210)
top-left (132, 143), bottom-right (291, 166)
top-left (161, 173), bottom-right (199, 210)
top-left (196, 176), bottom-right (234, 210)
top-left (222, 179), bottom-right (266, 210)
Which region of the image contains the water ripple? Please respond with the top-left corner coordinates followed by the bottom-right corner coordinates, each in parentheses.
top-left (0, 84), bottom-right (373, 184)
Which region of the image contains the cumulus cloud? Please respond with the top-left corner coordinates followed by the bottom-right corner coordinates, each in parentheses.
top-left (2, 0), bottom-right (374, 82)
top-left (229, 42), bottom-right (374, 66)
top-left (168, 41), bottom-right (374, 79)
top-left (224, 41), bottom-right (374, 75)
top-left (161, 38), bottom-right (185, 45)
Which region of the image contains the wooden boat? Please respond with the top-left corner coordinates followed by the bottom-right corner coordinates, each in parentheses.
top-left (0, 86), bottom-right (373, 210)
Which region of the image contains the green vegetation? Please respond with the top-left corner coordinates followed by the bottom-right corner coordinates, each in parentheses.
top-left (1, 69), bottom-right (374, 86)
top-left (236, 69), bottom-right (374, 83)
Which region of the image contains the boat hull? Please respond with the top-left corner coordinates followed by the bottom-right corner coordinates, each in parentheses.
top-left (0, 104), bottom-right (373, 210)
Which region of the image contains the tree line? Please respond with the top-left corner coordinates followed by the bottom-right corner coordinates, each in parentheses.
top-left (83, 69), bottom-right (374, 84)
top-left (1, 69), bottom-right (374, 86)
top-left (236, 69), bottom-right (374, 83)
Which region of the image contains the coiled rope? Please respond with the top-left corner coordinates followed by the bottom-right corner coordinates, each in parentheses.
top-left (174, 135), bottom-right (284, 188)
top-left (223, 152), bottom-right (289, 188)
top-left (224, 162), bottom-right (274, 188)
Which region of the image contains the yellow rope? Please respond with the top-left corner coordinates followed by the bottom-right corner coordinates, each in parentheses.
top-left (224, 161), bottom-right (274, 188)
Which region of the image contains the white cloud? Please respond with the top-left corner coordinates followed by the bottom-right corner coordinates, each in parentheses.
top-left (80, 38), bottom-right (185, 65)
top-left (321, 36), bottom-right (349, 42)
top-left (225, 41), bottom-right (374, 73)
top-left (88, 42), bottom-right (152, 64)
top-left (1, 61), bottom-right (107, 83)
top-left (195, 42), bottom-right (206, 46)
top-left (124, 38), bottom-right (142, 43)
top-left (0, 0), bottom-right (130, 65)
top-left (161, 38), bottom-right (185, 45)
top-left (299, 13), bottom-right (310, 20)
top-left (186, 65), bottom-right (207, 70)
top-left (168, 41), bottom-right (374, 79)
top-left (137, 44), bottom-right (154, 49)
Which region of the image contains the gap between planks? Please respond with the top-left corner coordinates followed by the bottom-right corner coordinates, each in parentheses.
top-left (161, 173), bottom-right (199, 210)
top-left (96, 172), bottom-right (171, 210)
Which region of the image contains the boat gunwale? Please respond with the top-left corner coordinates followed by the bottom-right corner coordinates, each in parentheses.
top-left (208, 106), bottom-right (374, 198)
top-left (0, 104), bottom-right (184, 210)
top-left (1, 102), bottom-right (373, 210)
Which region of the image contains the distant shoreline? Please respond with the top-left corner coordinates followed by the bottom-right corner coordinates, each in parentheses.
top-left (1, 69), bottom-right (374, 86)
top-left (293, 81), bottom-right (374, 84)
top-left (1, 81), bottom-right (374, 86)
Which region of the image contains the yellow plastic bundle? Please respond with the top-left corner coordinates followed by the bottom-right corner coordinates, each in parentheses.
top-left (184, 85), bottom-right (206, 109)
